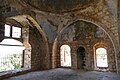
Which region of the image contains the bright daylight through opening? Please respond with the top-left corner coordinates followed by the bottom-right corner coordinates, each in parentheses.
top-left (60, 45), bottom-right (71, 67)
top-left (96, 48), bottom-right (108, 67)
top-left (0, 39), bottom-right (25, 71)
top-left (0, 24), bottom-right (24, 72)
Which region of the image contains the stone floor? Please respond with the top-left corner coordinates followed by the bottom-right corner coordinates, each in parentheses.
top-left (4, 68), bottom-right (120, 80)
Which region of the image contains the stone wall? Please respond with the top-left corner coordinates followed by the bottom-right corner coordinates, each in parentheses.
top-left (0, 0), bottom-right (119, 73)
top-left (117, 0), bottom-right (120, 73)
top-left (0, 24), bottom-right (4, 42)
top-left (56, 38), bottom-right (116, 72)
top-left (52, 20), bottom-right (116, 72)
top-left (29, 22), bottom-right (50, 71)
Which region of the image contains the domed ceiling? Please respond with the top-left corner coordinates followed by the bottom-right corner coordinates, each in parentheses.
top-left (22, 0), bottom-right (98, 13)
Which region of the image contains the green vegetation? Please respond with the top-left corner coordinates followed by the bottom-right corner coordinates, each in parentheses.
top-left (0, 53), bottom-right (22, 72)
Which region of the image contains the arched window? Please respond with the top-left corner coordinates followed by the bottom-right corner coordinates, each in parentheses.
top-left (60, 45), bottom-right (71, 67)
top-left (96, 48), bottom-right (108, 67)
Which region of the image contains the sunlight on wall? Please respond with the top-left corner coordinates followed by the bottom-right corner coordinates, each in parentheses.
top-left (96, 48), bottom-right (108, 67)
top-left (60, 45), bottom-right (71, 67)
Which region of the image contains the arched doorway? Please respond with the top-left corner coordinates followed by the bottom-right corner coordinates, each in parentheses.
top-left (77, 47), bottom-right (86, 69)
top-left (60, 45), bottom-right (71, 67)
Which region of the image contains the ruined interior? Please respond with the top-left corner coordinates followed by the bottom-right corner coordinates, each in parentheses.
top-left (0, 0), bottom-right (120, 80)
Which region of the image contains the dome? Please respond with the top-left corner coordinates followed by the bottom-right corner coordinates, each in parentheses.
top-left (22, 0), bottom-right (97, 13)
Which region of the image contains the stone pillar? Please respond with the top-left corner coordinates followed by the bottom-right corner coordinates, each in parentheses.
top-left (71, 43), bottom-right (77, 69)
top-left (22, 26), bottom-right (31, 69)
top-left (52, 41), bottom-right (59, 68)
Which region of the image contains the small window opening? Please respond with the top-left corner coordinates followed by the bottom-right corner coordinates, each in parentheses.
top-left (4, 24), bottom-right (10, 37)
top-left (12, 26), bottom-right (21, 38)
top-left (4, 24), bottom-right (21, 38)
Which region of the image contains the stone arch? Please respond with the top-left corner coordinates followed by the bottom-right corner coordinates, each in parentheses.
top-left (52, 18), bottom-right (118, 72)
top-left (6, 15), bottom-right (50, 70)
top-left (93, 42), bottom-right (108, 70)
top-left (60, 19), bottom-right (117, 52)
top-left (5, 18), bottom-right (32, 69)
top-left (93, 41), bottom-right (116, 71)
